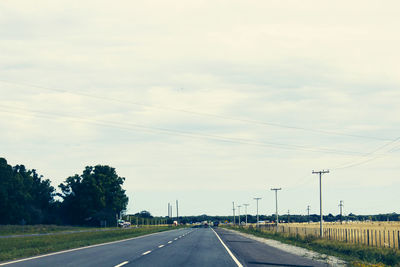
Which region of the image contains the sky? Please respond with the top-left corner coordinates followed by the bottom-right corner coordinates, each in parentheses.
top-left (1, 0), bottom-right (399, 217)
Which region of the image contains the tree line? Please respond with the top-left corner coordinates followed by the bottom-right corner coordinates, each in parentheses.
top-left (0, 157), bottom-right (128, 226)
top-left (134, 213), bottom-right (400, 225)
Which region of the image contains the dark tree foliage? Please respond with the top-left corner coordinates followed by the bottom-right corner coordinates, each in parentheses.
top-left (0, 158), bottom-right (55, 224)
top-left (58, 165), bottom-right (128, 225)
top-left (133, 210), bottom-right (153, 219)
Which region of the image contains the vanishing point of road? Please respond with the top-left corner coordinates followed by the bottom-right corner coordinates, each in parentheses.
top-left (1, 227), bottom-right (330, 267)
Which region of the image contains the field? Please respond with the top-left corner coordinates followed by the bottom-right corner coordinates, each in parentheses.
top-left (0, 225), bottom-right (96, 236)
top-left (258, 221), bottom-right (400, 249)
top-left (0, 226), bottom-right (176, 262)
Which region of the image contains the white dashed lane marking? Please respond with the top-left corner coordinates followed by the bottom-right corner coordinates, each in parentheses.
top-left (158, 245), bottom-right (164, 248)
top-left (142, 250), bottom-right (152, 255)
top-left (114, 261), bottom-right (129, 267)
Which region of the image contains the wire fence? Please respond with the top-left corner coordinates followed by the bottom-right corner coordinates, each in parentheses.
top-left (257, 224), bottom-right (400, 249)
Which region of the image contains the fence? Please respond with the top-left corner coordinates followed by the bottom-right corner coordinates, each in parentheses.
top-left (257, 224), bottom-right (400, 249)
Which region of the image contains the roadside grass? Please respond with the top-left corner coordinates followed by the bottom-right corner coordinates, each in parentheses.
top-left (0, 226), bottom-right (177, 262)
top-left (0, 225), bottom-right (96, 236)
top-left (225, 226), bottom-right (400, 267)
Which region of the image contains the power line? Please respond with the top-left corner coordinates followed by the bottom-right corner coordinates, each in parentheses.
top-left (332, 137), bottom-right (400, 170)
top-left (0, 104), bottom-right (375, 156)
top-left (0, 79), bottom-right (394, 142)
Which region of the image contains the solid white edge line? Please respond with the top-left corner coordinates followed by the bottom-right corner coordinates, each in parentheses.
top-left (0, 229), bottom-right (177, 266)
top-left (211, 228), bottom-right (243, 267)
top-left (142, 250), bottom-right (152, 255)
top-left (114, 261), bottom-right (129, 267)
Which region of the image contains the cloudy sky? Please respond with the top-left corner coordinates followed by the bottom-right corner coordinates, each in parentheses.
top-left (1, 0), bottom-right (399, 217)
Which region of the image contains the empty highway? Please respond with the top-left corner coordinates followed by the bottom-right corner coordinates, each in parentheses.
top-left (1, 227), bottom-right (331, 267)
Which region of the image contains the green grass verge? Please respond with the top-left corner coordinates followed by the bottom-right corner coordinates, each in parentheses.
top-left (0, 226), bottom-right (178, 262)
top-left (0, 225), bottom-right (96, 236)
top-left (224, 226), bottom-right (400, 267)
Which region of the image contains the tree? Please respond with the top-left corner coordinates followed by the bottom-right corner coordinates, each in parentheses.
top-left (58, 165), bottom-right (128, 225)
top-left (134, 210), bottom-right (153, 219)
top-left (0, 158), bottom-right (55, 224)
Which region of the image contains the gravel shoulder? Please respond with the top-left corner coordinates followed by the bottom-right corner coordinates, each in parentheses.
top-left (223, 228), bottom-right (347, 267)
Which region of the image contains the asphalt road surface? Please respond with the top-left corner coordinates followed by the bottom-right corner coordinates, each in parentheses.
top-left (1, 227), bottom-right (330, 267)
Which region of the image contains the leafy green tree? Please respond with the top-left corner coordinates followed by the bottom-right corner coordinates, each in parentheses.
top-left (0, 158), bottom-right (55, 224)
top-left (134, 210), bottom-right (153, 219)
top-left (58, 165), bottom-right (128, 225)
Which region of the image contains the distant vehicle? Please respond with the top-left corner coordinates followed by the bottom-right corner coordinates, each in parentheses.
top-left (118, 219), bottom-right (131, 228)
top-left (212, 221), bottom-right (219, 227)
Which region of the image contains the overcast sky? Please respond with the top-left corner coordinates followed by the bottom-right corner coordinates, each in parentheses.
top-left (1, 0), bottom-right (399, 217)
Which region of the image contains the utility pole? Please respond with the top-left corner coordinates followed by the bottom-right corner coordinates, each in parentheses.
top-left (253, 198), bottom-right (261, 228)
top-left (287, 210), bottom-right (290, 223)
top-left (168, 203), bottom-right (173, 222)
top-left (232, 202), bottom-right (236, 225)
top-left (312, 169), bottom-right (329, 237)
top-left (176, 200), bottom-right (179, 224)
top-left (243, 204), bottom-right (249, 225)
top-left (237, 205), bottom-right (242, 226)
top-left (339, 200), bottom-right (344, 224)
top-left (307, 205), bottom-right (311, 223)
top-left (271, 188), bottom-right (281, 229)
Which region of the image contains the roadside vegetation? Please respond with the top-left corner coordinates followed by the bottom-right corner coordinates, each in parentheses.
top-left (0, 226), bottom-right (177, 262)
top-left (0, 225), bottom-right (97, 236)
top-left (225, 226), bottom-right (400, 266)
top-left (0, 157), bottom-right (128, 227)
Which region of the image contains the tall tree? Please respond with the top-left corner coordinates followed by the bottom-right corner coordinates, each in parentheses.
top-left (58, 165), bottom-right (128, 225)
top-left (0, 158), bottom-right (55, 224)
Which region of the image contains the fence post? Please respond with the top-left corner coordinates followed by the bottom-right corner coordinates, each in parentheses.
top-left (362, 229), bottom-right (365, 245)
top-left (356, 229), bottom-right (360, 244)
top-left (367, 229), bottom-right (370, 246)
top-left (393, 231), bottom-right (395, 249)
top-left (388, 231), bottom-right (391, 248)
top-left (397, 231), bottom-right (400, 249)
top-left (383, 230), bottom-right (386, 247)
top-left (350, 229), bottom-right (352, 243)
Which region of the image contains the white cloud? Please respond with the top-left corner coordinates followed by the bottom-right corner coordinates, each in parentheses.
top-left (1, 0), bottom-right (399, 216)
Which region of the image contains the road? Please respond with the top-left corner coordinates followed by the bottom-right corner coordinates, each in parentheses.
top-left (1, 227), bottom-right (330, 267)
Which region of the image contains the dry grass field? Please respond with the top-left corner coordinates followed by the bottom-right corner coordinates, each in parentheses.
top-left (258, 221), bottom-right (400, 249)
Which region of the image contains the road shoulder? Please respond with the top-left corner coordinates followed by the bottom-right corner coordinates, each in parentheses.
top-left (220, 228), bottom-right (346, 266)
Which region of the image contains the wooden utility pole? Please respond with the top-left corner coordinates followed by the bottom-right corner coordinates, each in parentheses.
top-left (253, 198), bottom-right (262, 228)
top-left (339, 200), bottom-right (344, 224)
top-left (176, 200), bottom-right (179, 224)
top-left (270, 188), bottom-right (281, 229)
top-left (232, 202), bottom-right (236, 225)
top-left (243, 204), bottom-right (249, 225)
top-left (312, 170), bottom-right (329, 237)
